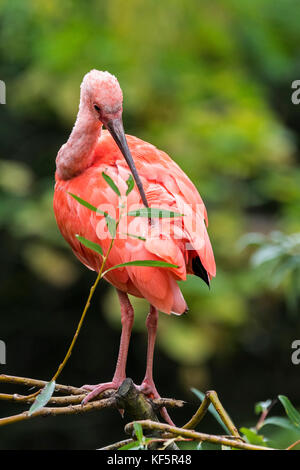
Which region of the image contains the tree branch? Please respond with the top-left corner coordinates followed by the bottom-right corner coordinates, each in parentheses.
top-left (0, 374), bottom-right (85, 396)
top-left (114, 378), bottom-right (179, 450)
top-left (0, 397), bottom-right (116, 426)
top-left (125, 420), bottom-right (275, 451)
top-left (0, 374), bottom-right (276, 450)
top-left (183, 390), bottom-right (241, 439)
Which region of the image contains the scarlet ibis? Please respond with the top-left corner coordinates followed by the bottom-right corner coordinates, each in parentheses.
top-left (53, 70), bottom-right (216, 423)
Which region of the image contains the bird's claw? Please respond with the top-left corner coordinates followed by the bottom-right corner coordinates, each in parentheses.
top-left (82, 378), bottom-right (175, 426)
top-left (137, 379), bottom-right (175, 426)
top-left (81, 380), bottom-right (124, 405)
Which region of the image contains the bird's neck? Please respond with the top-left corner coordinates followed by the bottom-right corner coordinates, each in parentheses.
top-left (56, 98), bottom-right (102, 180)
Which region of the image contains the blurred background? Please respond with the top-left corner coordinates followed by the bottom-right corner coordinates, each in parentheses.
top-left (0, 0), bottom-right (300, 449)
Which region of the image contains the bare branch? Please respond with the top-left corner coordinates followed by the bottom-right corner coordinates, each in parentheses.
top-left (183, 390), bottom-right (241, 439)
top-left (0, 397), bottom-right (116, 427)
top-left (0, 374), bottom-right (85, 395)
top-left (125, 420), bottom-right (275, 451)
top-left (152, 398), bottom-right (185, 409)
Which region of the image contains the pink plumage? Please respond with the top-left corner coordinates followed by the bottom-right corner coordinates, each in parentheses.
top-left (54, 131), bottom-right (215, 314)
top-left (53, 70), bottom-right (216, 423)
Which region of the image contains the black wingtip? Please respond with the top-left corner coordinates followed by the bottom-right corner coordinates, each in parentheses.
top-left (192, 256), bottom-right (210, 288)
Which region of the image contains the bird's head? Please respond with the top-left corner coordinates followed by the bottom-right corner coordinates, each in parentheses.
top-left (81, 69), bottom-right (123, 122)
top-left (81, 70), bottom-right (148, 207)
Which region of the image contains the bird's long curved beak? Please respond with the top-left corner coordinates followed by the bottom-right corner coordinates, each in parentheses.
top-left (105, 117), bottom-right (148, 207)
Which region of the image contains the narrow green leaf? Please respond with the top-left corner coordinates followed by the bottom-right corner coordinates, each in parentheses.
top-left (28, 381), bottom-right (56, 416)
top-left (105, 214), bottom-right (117, 238)
top-left (103, 260), bottom-right (178, 276)
top-left (278, 395), bottom-right (300, 428)
top-left (191, 388), bottom-right (229, 434)
top-left (133, 422), bottom-right (144, 444)
top-left (102, 172), bottom-right (121, 197)
top-left (126, 174), bottom-right (134, 196)
top-left (119, 441), bottom-right (142, 450)
top-left (70, 191), bottom-right (117, 238)
top-left (68, 193), bottom-right (98, 212)
top-left (123, 232), bottom-right (146, 241)
top-left (68, 192), bottom-right (107, 216)
top-left (76, 235), bottom-right (103, 256)
top-left (127, 208), bottom-right (183, 218)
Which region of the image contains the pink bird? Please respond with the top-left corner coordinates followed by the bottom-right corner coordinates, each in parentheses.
top-left (53, 70), bottom-right (216, 423)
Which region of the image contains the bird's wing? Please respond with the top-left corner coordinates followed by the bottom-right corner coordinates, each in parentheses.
top-left (54, 131), bottom-right (216, 314)
top-left (121, 134), bottom-right (216, 279)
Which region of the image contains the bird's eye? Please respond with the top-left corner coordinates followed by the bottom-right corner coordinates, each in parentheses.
top-left (94, 104), bottom-right (101, 112)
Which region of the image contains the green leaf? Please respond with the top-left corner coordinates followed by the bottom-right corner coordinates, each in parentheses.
top-left (70, 191), bottom-right (118, 238)
top-left (133, 422), bottom-right (144, 444)
top-left (102, 172), bottom-right (121, 197)
top-left (278, 395), bottom-right (300, 428)
top-left (270, 257), bottom-right (299, 288)
top-left (123, 232), bottom-right (146, 241)
top-left (103, 259), bottom-right (178, 276)
top-left (251, 245), bottom-right (283, 267)
top-left (68, 192), bottom-right (107, 216)
top-left (191, 388), bottom-right (230, 434)
top-left (105, 214), bottom-right (117, 238)
top-left (119, 437), bottom-right (152, 450)
top-left (237, 232), bottom-right (267, 251)
top-left (200, 441), bottom-right (222, 450)
top-left (76, 235), bottom-right (103, 256)
top-left (261, 416), bottom-right (300, 432)
top-left (119, 441), bottom-right (143, 450)
top-left (240, 427), bottom-right (268, 446)
top-left (126, 174), bottom-right (134, 196)
top-left (68, 193), bottom-right (98, 212)
top-left (28, 381), bottom-right (56, 416)
top-left (255, 399), bottom-right (272, 415)
top-left (127, 208), bottom-right (183, 218)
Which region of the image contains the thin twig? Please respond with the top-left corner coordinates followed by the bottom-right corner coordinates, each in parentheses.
top-left (99, 436), bottom-right (187, 451)
top-left (125, 420), bottom-right (275, 451)
top-left (255, 399), bottom-right (277, 431)
top-left (207, 390), bottom-right (241, 438)
top-left (0, 397), bottom-right (116, 427)
top-left (7, 218), bottom-right (119, 404)
top-left (286, 439), bottom-right (300, 450)
top-left (152, 398), bottom-right (185, 409)
top-left (183, 392), bottom-right (211, 430)
top-left (0, 374), bottom-right (85, 395)
top-left (99, 439), bottom-right (134, 450)
top-left (0, 392), bottom-right (86, 405)
top-left (183, 390), bottom-right (241, 439)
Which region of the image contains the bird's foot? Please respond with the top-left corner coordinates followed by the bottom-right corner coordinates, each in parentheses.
top-left (81, 379), bottom-right (124, 405)
top-left (137, 379), bottom-right (175, 426)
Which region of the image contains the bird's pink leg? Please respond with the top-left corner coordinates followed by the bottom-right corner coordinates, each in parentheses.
top-left (82, 290), bottom-right (134, 404)
top-left (137, 306), bottom-right (175, 426)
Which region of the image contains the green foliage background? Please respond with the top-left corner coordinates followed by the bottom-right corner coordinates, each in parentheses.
top-left (0, 0), bottom-right (299, 449)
